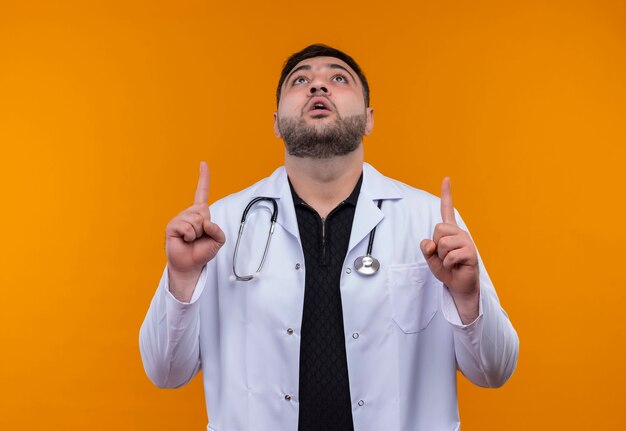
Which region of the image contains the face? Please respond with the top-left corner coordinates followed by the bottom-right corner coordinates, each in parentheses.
top-left (274, 56), bottom-right (374, 158)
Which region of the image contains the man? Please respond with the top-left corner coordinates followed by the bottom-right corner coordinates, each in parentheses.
top-left (140, 44), bottom-right (519, 431)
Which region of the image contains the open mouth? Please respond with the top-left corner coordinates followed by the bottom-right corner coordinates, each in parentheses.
top-left (308, 97), bottom-right (332, 113)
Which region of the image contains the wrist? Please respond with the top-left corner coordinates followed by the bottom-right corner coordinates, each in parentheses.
top-left (446, 285), bottom-right (480, 325)
top-left (167, 266), bottom-right (203, 303)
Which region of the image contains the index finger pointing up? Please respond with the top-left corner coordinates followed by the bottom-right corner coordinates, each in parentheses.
top-left (440, 176), bottom-right (457, 225)
top-left (194, 161), bottom-right (210, 204)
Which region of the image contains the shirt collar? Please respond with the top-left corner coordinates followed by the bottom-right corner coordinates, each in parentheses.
top-left (288, 172), bottom-right (363, 207)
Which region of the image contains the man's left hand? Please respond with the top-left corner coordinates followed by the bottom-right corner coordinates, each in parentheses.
top-left (420, 177), bottom-right (480, 323)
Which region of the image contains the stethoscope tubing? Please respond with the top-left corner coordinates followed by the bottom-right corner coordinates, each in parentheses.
top-left (353, 199), bottom-right (383, 276)
top-left (232, 197), bottom-right (278, 281)
top-left (232, 197), bottom-right (384, 280)
top-left (365, 199), bottom-right (383, 257)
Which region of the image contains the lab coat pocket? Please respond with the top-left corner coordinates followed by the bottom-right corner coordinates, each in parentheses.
top-left (387, 263), bottom-right (438, 334)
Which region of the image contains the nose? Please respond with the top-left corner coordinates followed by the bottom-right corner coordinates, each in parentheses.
top-left (309, 85), bottom-right (328, 95)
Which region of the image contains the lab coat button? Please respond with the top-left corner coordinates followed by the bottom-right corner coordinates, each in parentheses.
top-left (352, 332), bottom-right (359, 339)
top-left (295, 263), bottom-right (301, 270)
top-left (284, 394), bottom-right (292, 401)
top-left (346, 267), bottom-right (352, 274)
top-left (357, 400), bottom-right (364, 406)
top-left (287, 328), bottom-right (294, 335)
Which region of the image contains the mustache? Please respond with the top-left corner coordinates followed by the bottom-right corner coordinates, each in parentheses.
top-left (301, 96), bottom-right (337, 115)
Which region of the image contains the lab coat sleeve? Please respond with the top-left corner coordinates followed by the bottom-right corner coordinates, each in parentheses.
top-left (440, 213), bottom-right (519, 388)
top-left (139, 265), bottom-right (207, 388)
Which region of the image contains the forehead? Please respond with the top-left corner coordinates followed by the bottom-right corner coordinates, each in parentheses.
top-left (283, 56), bottom-right (361, 86)
top-left (292, 56), bottom-right (355, 72)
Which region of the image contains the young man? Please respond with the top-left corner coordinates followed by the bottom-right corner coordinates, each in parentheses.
top-left (140, 44), bottom-right (519, 431)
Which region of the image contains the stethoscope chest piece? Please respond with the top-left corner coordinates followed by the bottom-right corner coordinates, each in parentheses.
top-left (354, 255), bottom-right (380, 275)
top-left (353, 199), bottom-right (384, 276)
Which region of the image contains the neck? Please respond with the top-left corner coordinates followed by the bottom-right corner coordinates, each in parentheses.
top-left (285, 145), bottom-right (364, 218)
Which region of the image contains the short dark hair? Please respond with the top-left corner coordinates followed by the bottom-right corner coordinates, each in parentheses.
top-left (276, 44), bottom-right (370, 107)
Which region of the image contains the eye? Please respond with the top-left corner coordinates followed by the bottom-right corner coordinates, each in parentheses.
top-left (332, 74), bottom-right (348, 84)
top-left (292, 76), bottom-right (308, 85)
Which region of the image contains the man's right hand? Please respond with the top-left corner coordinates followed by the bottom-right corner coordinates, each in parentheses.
top-left (165, 161), bottom-right (226, 301)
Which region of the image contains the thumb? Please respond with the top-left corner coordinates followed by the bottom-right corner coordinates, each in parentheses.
top-left (420, 238), bottom-right (443, 277)
top-left (420, 239), bottom-right (451, 286)
top-left (204, 219), bottom-right (226, 246)
top-left (420, 239), bottom-right (436, 258)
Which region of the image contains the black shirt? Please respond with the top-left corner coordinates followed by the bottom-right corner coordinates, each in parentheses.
top-left (290, 174), bottom-right (363, 431)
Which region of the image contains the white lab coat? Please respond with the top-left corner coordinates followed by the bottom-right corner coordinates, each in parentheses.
top-left (140, 163), bottom-right (519, 431)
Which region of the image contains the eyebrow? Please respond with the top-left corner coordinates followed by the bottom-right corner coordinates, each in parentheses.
top-left (329, 63), bottom-right (356, 83)
top-left (284, 63), bottom-right (357, 86)
top-left (284, 65), bottom-right (311, 85)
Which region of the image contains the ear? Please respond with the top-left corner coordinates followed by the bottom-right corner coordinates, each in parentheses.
top-left (273, 112), bottom-right (282, 138)
top-left (364, 107), bottom-right (374, 135)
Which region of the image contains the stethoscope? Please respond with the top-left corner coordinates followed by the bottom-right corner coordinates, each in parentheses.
top-left (231, 197), bottom-right (383, 281)
top-left (353, 199), bottom-right (383, 275)
top-left (231, 197), bottom-right (278, 282)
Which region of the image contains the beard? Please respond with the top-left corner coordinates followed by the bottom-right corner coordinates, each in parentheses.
top-left (277, 113), bottom-right (367, 159)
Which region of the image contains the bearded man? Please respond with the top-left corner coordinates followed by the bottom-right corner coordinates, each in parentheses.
top-left (140, 44), bottom-right (519, 431)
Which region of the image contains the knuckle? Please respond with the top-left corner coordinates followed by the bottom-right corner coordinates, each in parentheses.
top-left (191, 213), bottom-right (204, 225)
top-left (167, 219), bottom-right (182, 232)
top-left (437, 247), bottom-right (447, 259)
top-left (184, 223), bottom-right (195, 235)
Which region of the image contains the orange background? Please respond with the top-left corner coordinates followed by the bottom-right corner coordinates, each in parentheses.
top-left (1, 0), bottom-right (625, 429)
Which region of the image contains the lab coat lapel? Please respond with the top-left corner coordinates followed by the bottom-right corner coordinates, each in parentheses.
top-left (253, 167), bottom-right (301, 240)
top-left (348, 163), bottom-right (403, 253)
top-left (253, 163), bottom-right (403, 248)
top-left (276, 179), bottom-right (300, 240)
top-left (349, 193), bottom-right (383, 253)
